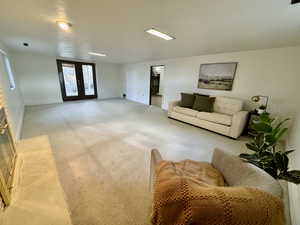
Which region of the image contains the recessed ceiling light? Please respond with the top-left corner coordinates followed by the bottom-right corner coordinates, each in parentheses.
top-left (145, 28), bottom-right (175, 40)
top-left (56, 21), bottom-right (72, 31)
top-left (88, 52), bottom-right (107, 57)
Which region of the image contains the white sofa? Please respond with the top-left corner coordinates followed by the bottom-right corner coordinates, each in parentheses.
top-left (168, 96), bottom-right (248, 139)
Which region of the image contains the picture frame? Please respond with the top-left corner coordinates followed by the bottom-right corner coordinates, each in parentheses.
top-left (198, 62), bottom-right (238, 91)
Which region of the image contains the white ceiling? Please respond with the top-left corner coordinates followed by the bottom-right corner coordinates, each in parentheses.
top-left (0, 0), bottom-right (300, 64)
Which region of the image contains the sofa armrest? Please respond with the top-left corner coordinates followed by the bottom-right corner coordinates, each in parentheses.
top-left (168, 101), bottom-right (180, 112)
top-left (212, 148), bottom-right (283, 199)
top-left (149, 149), bottom-right (163, 192)
top-left (229, 111), bottom-right (248, 139)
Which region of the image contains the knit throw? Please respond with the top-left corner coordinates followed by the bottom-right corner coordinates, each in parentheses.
top-left (151, 160), bottom-right (285, 225)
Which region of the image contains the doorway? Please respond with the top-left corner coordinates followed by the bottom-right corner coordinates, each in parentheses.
top-left (57, 60), bottom-right (98, 101)
top-left (149, 65), bottom-right (165, 108)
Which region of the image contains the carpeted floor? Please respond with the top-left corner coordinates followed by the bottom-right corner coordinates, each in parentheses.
top-left (21, 99), bottom-right (248, 225)
top-left (151, 95), bottom-right (162, 108)
top-left (0, 136), bottom-right (73, 225)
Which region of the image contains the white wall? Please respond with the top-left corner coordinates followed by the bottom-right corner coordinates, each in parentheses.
top-left (124, 63), bottom-right (150, 105)
top-left (158, 69), bottom-right (164, 96)
top-left (97, 62), bottom-right (123, 99)
top-left (0, 42), bottom-right (24, 140)
top-left (11, 52), bottom-right (63, 105)
top-left (11, 51), bottom-right (123, 105)
top-left (288, 111), bottom-right (300, 225)
top-left (123, 46), bottom-right (300, 118)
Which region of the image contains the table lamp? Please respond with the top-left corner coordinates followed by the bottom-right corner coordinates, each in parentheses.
top-left (251, 95), bottom-right (269, 113)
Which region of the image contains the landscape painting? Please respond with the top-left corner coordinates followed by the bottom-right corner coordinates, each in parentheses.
top-left (198, 62), bottom-right (238, 91)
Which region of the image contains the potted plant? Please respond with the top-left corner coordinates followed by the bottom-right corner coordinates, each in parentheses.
top-left (257, 105), bottom-right (266, 114)
top-left (240, 113), bottom-right (300, 184)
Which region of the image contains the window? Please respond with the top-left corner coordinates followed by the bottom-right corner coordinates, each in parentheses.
top-left (0, 49), bottom-right (16, 90)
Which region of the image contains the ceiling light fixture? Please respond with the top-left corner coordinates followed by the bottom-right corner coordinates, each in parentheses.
top-left (145, 28), bottom-right (175, 40)
top-left (88, 52), bottom-right (107, 57)
top-left (56, 21), bottom-right (72, 31)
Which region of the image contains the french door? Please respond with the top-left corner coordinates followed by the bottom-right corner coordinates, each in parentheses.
top-left (57, 60), bottom-right (98, 101)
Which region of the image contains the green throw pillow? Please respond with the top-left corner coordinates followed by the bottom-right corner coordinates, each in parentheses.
top-left (192, 95), bottom-right (214, 112)
top-left (180, 93), bottom-right (195, 108)
top-left (194, 93), bottom-right (208, 97)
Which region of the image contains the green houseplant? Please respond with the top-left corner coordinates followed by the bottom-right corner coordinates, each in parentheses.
top-left (240, 113), bottom-right (300, 184)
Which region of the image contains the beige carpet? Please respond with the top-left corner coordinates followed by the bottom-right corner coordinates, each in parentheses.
top-left (151, 95), bottom-right (162, 108)
top-left (21, 99), bottom-right (247, 225)
top-left (0, 136), bottom-right (72, 225)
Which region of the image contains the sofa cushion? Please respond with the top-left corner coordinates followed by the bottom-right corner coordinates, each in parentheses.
top-left (192, 95), bottom-right (214, 112)
top-left (196, 112), bottom-right (232, 126)
top-left (179, 93), bottom-right (195, 108)
top-left (170, 111), bottom-right (231, 136)
top-left (174, 106), bottom-right (198, 117)
top-left (213, 96), bottom-right (243, 115)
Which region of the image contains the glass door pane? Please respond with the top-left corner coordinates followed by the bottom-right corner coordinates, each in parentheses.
top-left (82, 65), bottom-right (95, 96)
top-left (62, 63), bottom-right (78, 97)
top-left (57, 60), bottom-right (97, 101)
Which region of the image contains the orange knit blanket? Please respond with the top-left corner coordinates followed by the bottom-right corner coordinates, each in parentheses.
top-left (151, 160), bottom-right (285, 225)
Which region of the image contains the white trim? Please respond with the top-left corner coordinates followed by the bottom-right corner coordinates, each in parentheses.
top-left (3, 56), bottom-right (16, 90)
top-left (15, 107), bottom-right (24, 141)
top-left (0, 50), bottom-right (16, 90)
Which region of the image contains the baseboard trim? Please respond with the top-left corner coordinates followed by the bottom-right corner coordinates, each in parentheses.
top-left (98, 97), bottom-right (123, 101)
top-left (25, 100), bottom-right (63, 107)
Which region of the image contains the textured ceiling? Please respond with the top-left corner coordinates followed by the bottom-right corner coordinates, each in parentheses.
top-left (0, 0), bottom-right (300, 63)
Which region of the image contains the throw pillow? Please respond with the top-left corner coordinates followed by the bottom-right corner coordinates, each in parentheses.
top-left (192, 95), bottom-right (214, 112)
top-left (180, 93), bottom-right (195, 108)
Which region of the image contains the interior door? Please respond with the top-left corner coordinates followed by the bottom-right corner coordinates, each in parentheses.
top-left (57, 60), bottom-right (98, 101)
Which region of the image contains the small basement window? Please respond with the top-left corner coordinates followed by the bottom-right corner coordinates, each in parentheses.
top-left (0, 49), bottom-right (16, 90)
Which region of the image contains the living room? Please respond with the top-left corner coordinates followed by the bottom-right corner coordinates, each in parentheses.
top-left (0, 0), bottom-right (300, 225)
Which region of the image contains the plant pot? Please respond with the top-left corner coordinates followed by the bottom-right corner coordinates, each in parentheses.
top-left (257, 109), bottom-right (265, 114)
